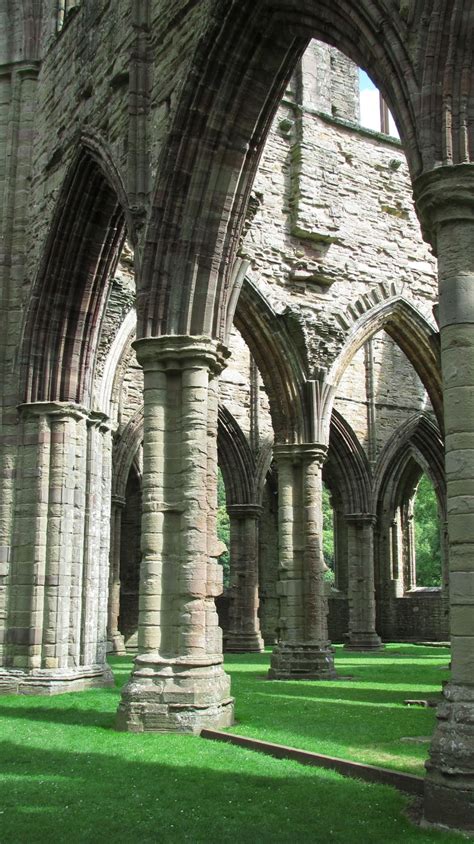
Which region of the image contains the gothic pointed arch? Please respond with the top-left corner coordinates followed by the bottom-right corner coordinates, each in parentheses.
top-left (233, 278), bottom-right (308, 444)
top-left (373, 412), bottom-right (445, 519)
top-left (137, 1), bottom-right (424, 342)
top-left (21, 137), bottom-right (130, 407)
top-left (330, 293), bottom-right (442, 428)
top-left (217, 406), bottom-right (256, 506)
top-left (325, 410), bottom-right (372, 515)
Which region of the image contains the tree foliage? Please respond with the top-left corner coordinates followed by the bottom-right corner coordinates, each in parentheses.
top-left (413, 473), bottom-right (442, 587)
top-left (217, 469), bottom-right (230, 587)
top-left (322, 484), bottom-right (335, 584)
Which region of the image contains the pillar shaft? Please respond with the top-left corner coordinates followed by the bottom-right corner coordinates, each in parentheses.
top-left (225, 504), bottom-right (264, 653)
top-left (415, 166), bottom-right (474, 830)
top-left (269, 444), bottom-right (336, 679)
top-left (344, 514), bottom-right (382, 651)
top-left (0, 403), bottom-right (113, 694)
top-left (107, 496), bottom-right (126, 655)
top-left (116, 336), bottom-right (234, 733)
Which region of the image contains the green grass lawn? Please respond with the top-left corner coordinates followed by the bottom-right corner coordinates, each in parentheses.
top-left (227, 643), bottom-right (450, 775)
top-left (0, 644), bottom-right (468, 843)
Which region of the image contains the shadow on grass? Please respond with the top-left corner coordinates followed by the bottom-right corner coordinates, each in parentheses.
top-left (0, 703), bottom-right (115, 729)
top-left (0, 740), bottom-right (463, 844)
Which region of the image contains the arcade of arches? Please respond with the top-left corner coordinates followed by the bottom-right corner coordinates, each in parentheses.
top-left (2, 1), bottom-right (474, 831)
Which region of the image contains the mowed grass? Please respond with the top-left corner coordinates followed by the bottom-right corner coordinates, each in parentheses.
top-left (228, 643), bottom-right (450, 775)
top-left (0, 645), bottom-right (468, 844)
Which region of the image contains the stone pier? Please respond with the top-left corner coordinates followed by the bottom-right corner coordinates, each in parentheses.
top-left (0, 403), bottom-right (114, 694)
top-left (225, 504), bottom-right (265, 653)
top-left (269, 444), bottom-right (336, 680)
top-left (416, 167), bottom-right (474, 831)
top-left (344, 513), bottom-right (383, 651)
top-left (116, 337), bottom-right (234, 733)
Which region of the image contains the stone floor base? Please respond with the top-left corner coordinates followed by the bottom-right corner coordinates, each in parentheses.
top-left (268, 641), bottom-right (337, 680)
top-left (0, 663), bottom-right (115, 695)
top-left (116, 655), bottom-right (234, 733)
top-left (107, 632), bottom-right (127, 656)
top-left (224, 631), bottom-right (265, 653)
top-left (423, 776), bottom-right (474, 831)
top-left (423, 681), bottom-right (474, 831)
top-left (344, 632), bottom-right (383, 651)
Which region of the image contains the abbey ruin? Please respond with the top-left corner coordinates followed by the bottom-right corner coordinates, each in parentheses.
top-left (1, 0), bottom-right (474, 831)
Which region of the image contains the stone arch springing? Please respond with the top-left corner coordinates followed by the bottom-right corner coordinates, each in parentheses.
top-left (139, 0), bottom-right (425, 342)
top-left (217, 406), bottom-right (257, 506)
top-left (326, 410), bottom-right (372, 515)
top-left (21, 137), bottom-right (130, 406)
top-left (234, 279), bottom-right (308, 444)
top-left (330, 292), bottom-right (442, 428)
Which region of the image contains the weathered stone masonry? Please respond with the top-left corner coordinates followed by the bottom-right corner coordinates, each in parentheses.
top-left (2, 0), bottom-right (474, 831)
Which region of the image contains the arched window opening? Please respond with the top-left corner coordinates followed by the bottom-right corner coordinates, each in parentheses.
top-left (118, 464), bottom-right (142, 650)
top-left (359, 70), bottom-right (399, 138)
top-left (322, 482), bottom-right (335, 585)
top-left (413, 473), bottom-right (442, 588)
top-left (217, 468), bottom-right (230, 588)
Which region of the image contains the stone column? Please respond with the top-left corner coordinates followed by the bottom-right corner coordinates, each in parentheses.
top-left (415, 166), bottom-right (474, 830)
top-left (107, 495), bottom-right (126, 655)
top-left (402, 501), bottom-right (417, 591)
top-left (116, 336), bottom-right (234, 733)
top-left (225, 504), bottom-right (264, 653)
top-left (0, 402), bottom-right (113, 694)
top-left (269, 444), bottom-right (336, 679)
top-left (344, 514), bottom-right (383, 651)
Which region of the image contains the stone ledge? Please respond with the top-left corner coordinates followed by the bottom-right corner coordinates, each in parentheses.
top-left (200, 730), bottom-right (424, 796)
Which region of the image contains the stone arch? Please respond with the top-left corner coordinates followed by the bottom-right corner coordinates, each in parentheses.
top-left (374, 412), bottom-right (446, 594)
top-left (138, 0), bottom-right (427, 342)
top-left (217, 406), bottom-right (256, 506)
top-left (112, 408), bottom-right (144, 502)
top-left (373, 412), bottom-right (445, 517)
top-left (21, 136), bottom-right (131, 406)
top-left (234, 278), bottom-right (308, 444)
top-left (330, 292), bottom-right (442, 428)
top-left (325, 410), bottom-right (372, 515)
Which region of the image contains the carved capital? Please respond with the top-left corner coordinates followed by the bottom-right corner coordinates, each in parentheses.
top-left (274, 442), bottom-right (328, 467)
top-left (133, 335), bottom-right (230, 375)
top-left (226, 503), bottom-right (263, 520)
top-left (414, 164), bottom-right (474, 253)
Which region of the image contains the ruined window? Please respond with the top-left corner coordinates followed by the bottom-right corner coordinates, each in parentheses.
top-left (359, 70), bottom-right (399, 138)
top-left (322, 483), bottom-right (335, 585)
top-left (56, 1), bottom-right (81, 33)
top-left (413, 474), bottom-right (442, 588)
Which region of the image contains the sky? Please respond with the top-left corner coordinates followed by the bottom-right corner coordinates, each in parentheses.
top-left (359, 69), bottom-right (399, 138)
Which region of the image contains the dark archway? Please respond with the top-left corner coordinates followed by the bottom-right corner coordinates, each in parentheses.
top-left (21, 140), bottom-right (129, 406)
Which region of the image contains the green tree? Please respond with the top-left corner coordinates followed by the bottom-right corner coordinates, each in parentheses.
top-left (217, 469), bottom-right (230, 587)
top-left (322, 483), bottom-right (335, 584)
top-left (413, 473), bottom-right (442, 587)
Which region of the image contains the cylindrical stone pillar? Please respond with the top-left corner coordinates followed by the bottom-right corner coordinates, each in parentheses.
top-left (107, 495), bottom-right (126, 655)
top-left (416, 166), bottom-right (474, 830)
top-left (225, 504), bottom-right (264, 653)
top-left (269, 444), bottom-right (336, 679)
top-left (116, 336), bottom-right (234, 733)
top-left (344, 513), bottom-right (383, 651)
top-left (0, 402), bottom-right (113, 694)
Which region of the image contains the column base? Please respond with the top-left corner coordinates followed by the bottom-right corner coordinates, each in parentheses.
top-left (344, 632), bottom-right (384, 651)
top-left (268, 641), bottom-right (337, 680)
top-left (0, 663), bottom-right (115, 696)
top-left (115, 654), bottom-right (235, 733)
top-left (224, 631), bottom-right (265, 653)
top-left (107, 632), bottom-right (127, 656)
top-left (423, 683), bottom-right (474, 831)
